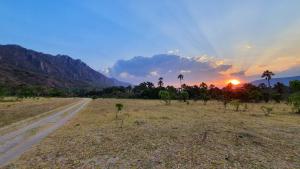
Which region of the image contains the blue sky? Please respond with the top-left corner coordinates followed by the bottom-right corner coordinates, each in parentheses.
top-left (1, 0), bottom-right (300, 85)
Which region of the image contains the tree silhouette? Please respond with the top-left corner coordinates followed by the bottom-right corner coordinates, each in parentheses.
top-left (158, 77), bottom-right (164, 88)
top-left (178, 74), bottom-right (184, 88)
top-left (273, 82), bottom-right (285, 94)
top-left (261, 70), bottom-right (275, 88)
top-left (200, 82), bottom-right (208, 90)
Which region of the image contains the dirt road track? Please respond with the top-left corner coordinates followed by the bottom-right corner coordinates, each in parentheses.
top-left (0, 98), bottom-right (91, 167)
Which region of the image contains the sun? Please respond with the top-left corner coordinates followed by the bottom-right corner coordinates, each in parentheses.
top-left (227, 79), bottom-right (241, 85)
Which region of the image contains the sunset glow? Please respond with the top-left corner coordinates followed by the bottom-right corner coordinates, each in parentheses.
top-left (227, 79), bottom-right (241, 85)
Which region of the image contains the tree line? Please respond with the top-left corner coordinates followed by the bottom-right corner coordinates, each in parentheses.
top-left (1, 70), bottom-right (300, 105)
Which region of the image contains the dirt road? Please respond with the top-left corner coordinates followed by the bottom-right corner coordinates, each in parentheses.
top-left (0, 98), bottom-right (91, 167)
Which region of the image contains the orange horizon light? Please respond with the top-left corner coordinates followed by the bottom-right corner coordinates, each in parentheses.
top-left (227, 79), bottom-right (241, 85)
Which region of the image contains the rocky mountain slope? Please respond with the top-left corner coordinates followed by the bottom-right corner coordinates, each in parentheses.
top-left (0, 44), bottom-right (129, 88)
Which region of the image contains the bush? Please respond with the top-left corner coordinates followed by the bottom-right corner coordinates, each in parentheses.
top-left (288, 92), bottom-right (300, 113)
top-left (230, 100), bottom-right (241, 111)
top-left (179, 91), bottom-right (189, 103)
top-left (272, 93), bottom-right (282, 103)
top-left (115, 103), bottom-right (124, 119)
top-left (261, 106), bottom-right (273, 116)
top-left (159, 90), bottom-right (171, 105)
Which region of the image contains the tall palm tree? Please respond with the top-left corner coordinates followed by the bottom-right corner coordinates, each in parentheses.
top-left (178, 74), bottom-right (184, 87)
top-left (158, 77), bottom-right (164, 88)
top-left (261, 70), bottom-right (275, 88)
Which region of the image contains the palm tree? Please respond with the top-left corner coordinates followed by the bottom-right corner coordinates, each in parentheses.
top-left (158, 77), bottom-right (164, 88)
top-left (178, 74), bottom-right (184, 87)
top-left (261, 70), bottom-right (275, 88)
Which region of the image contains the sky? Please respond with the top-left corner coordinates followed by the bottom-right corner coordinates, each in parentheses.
top-left (1, 0), bottom-right (300, 86)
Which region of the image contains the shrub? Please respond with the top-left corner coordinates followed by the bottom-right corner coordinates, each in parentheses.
top-left (202, 94), bottom-right (210, 105)
top-left (243, 103), bottom-right (248, 112)
top-left (223, 99), bottom-right (230, 110)
top-left (115, 103), bottom-right (124, 119)
top-left (272, 93), bottom-right (282, 103)
top-left (289, 80), bottom-right (300, 93)
top-left (230, 100), bottom-right (241, 112)
top-left (288, 92), bottom-right (300, 113)
top-left (158, 90), bottom-right (171, 105)
top-left (179, 91), bottom-right (189, 103)
top-left (261, 106), bottom-right (273, 116)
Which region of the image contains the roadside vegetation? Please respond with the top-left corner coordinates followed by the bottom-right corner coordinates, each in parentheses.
top-left (0, 98), bottom-right (79, 127)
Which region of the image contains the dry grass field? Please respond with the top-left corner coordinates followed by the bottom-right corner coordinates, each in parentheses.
top-left (0, 98), bottom-right (80, 128)
top-left (4, 99), bottom-right (300, 169)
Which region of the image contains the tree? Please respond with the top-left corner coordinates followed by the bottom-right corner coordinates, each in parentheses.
top-left (158, 77), bottom-right (164, 88)
top-left (289, 80), bottom-right (300, 93)
top-left (199, 82), bottom-right (209, 104)
top-left (159, 90), bottom-right (171, 105)
top-left (230, 100), bottom-right (241, 111)
top-left (199, 82), bottom-right (208, 90)
top-left (115, 103), bottom-right (124, 119)
top-left (0, 86), bottom-right (8, 100)
top-left (179, 90), bottom-right (189, 103)
top-left (178, 74), bottom-right (184, 88)
top-left (273, 82), bottom-right (285, 94)
top-left (261, 70), bottom-right (275, 88)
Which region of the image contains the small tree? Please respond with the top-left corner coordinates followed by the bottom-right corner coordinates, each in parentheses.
top-left (261, 70), bottom-right (275, 88)
top-left (115, 103), bottom-right (124, 119)
top-left (158, 77), bottom-right (164, 88)
top-left (230, 100), bottom-right (241, 112)
top-left (261, 106), bottom-right (273, 116)
top-left (288, 92), bottom-right (300, 113)
top-left (222, 95), bottom-right (231, 112)
top-left (272, 93), bottom-right (281, 103)
top-left (159, 90), bottom-right (171, 105)
top-left (180, 91), bottom-right (189, 103)
top-left (223, 100), bottom-right (229, 110)
top-left (243, 103), bottom-right (248, 112)
top-left (289, 80), bottom-right (300, 93)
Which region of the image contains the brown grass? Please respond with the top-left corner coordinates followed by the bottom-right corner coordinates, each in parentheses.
top-left (0, 97), bottom-right (79, 128)
top-left (5, 99), bottom-right (300, 169)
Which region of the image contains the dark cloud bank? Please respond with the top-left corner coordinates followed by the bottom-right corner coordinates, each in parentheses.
top-left (107, 54), bottom-right (232, 86)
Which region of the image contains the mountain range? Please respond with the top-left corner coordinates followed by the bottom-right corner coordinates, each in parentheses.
top-left (0, 44), bottom-right (129, 88)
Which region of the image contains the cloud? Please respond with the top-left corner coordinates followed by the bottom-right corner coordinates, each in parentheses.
top-left (230, 71), bottom-right (245, 76)
top-left (149, 71), bottom-right (159, 76)
top-left (167, 49), bottom-right (180, 55)
top-left (108, 54), bottom-right (232, 86)
top-left (180, 70), bottom-right (191, 74)
top-left (119, 72), bottom-right (135, 78)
